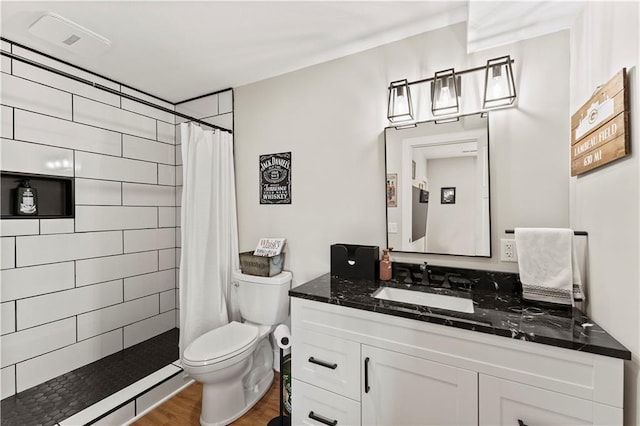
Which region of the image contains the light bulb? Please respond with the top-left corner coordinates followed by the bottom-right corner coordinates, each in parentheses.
top-left (394, 86), bottom-right (408, 115)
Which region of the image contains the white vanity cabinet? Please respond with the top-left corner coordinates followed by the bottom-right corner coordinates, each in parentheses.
top-left (290, 297), bottom-right (624, 426)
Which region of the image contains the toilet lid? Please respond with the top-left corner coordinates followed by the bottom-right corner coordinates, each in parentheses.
top-left (183, 321), bottom-right (258, 364)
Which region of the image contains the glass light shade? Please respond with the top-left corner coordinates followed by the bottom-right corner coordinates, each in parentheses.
top-left (483, 56), bottom-right (516, 109)
top-left (387, 79), bottom-right (414, 123)
top-left (431, 69), bottom-right (459, 116)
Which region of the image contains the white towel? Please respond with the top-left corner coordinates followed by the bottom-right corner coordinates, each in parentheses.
top-left (515, 228), bottom-right (584, 306)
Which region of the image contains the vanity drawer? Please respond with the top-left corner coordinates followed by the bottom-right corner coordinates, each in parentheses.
top-left (292, 327), bottom-right (361, 400)
top-left (479, 374), bottom-right (622, 426)
top-left (292, 379), bottom-right (361, 426)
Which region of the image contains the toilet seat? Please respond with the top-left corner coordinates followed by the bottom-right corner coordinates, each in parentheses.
top-left (183, 321), bottom-right (259, 367)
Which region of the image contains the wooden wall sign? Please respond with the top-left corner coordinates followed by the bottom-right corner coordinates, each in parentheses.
top-left (571, 68), bottom-right (629, 176)
top-left (259, 152), bottom-right (291, 204)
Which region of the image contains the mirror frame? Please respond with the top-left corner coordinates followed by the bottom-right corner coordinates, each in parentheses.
top-left (384, 113), bottom-right (492, 257)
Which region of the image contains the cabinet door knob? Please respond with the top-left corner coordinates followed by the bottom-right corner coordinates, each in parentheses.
top-left (517, 420), bottom-right (528, 426)
top-left (364, 357), bottom-right (371, 393)
top-left (308, 411), bottom-right (338, 426)
top-left (308, 357), bottom-right (338, 370)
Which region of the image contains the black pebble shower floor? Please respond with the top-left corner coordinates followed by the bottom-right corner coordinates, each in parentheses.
top-left (1, 328), bottom-right (180, 426)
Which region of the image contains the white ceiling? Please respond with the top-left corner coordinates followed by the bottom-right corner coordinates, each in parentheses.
top-left (0, 1), bottom-right (582, 104)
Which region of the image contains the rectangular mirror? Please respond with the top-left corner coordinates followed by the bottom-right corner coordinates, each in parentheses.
top-left (385, 113), bottom-right (490, 257)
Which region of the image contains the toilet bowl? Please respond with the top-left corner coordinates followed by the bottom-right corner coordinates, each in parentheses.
top-left (182, 270), bottom-right (292, 426)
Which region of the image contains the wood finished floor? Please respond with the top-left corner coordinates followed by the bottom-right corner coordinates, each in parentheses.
top-left (133, 375), bottom-right (281, 426)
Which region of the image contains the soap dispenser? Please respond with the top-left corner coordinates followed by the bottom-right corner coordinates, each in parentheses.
top-left (379, 248), bottom-right (392, 281)
top-left (15, 179), bottom-right (38, 216)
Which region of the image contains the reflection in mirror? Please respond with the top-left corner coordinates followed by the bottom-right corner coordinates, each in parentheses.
top-left (385, 113), bottom-right (490, 257)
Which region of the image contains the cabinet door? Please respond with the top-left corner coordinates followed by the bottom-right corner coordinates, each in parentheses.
top-left (292, 379), bottom-right (361, 426)
top-left (361, 345), bottom-right (477, 426)
top-left (480, 374), bottom-right (611, 426)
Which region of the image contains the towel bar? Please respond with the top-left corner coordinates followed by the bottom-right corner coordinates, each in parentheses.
top-left (505, 229), bottom-right (588, 236)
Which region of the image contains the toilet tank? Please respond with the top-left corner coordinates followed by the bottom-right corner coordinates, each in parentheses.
top-left (233, 270), bottom-right (292, 325)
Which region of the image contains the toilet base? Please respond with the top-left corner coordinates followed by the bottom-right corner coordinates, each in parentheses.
top-left (197, 338), bottom-right (275, 426)
top-left (200, 370), bottom-right (274, 426)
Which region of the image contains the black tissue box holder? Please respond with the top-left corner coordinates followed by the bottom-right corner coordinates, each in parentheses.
top-left (330, 244), bottom-right (379, 280)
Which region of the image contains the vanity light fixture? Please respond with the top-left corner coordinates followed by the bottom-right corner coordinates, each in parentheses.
top-left (386, 56), bottom-right (516, 123)
top-left (394, 123), bottom-right (418, 130)
top-left (387, 79), bottom-right (414, 123)
top-left (434, 117), bottom-right (460, 124)
top-left (483, 55), bottom-right (516, 109)
top-left (431, 69), bottom-right (460, 116)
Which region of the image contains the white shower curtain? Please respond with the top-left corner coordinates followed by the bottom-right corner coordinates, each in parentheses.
top-left (179, 123), bottom-right (240, 356)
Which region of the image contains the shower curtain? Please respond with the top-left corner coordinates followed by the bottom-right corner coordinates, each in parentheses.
top-left (179, 123), bottom-right (240, 356)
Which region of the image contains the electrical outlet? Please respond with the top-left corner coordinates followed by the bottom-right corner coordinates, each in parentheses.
top-left (500, 239), bottom-right (518, 262)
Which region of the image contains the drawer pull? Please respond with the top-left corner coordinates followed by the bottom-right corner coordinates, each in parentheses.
top-left (309, 411), bottom-right (338, 426)
top-left (517, 421), bottom-right (528, 426)
top-left (308, 357), bottom-right (338, 370)
top-left (364, 357), bottom-right (370, 393)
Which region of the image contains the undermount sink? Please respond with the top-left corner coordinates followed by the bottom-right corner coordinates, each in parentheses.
top-left (373, 286), bottom-right (474, 314)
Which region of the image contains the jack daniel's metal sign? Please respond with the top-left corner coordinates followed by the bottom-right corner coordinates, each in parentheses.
top-left (259, 152), bottom-right (291, 204)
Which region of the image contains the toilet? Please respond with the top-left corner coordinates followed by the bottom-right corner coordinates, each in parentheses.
top-left (182, 270), bottom-right (292, 426)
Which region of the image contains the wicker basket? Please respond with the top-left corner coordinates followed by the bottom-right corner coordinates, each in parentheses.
top-left (239, 251), bottom-right (285, 277)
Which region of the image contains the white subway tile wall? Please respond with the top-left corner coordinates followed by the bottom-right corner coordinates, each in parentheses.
top-left (1, 262), bottom-right (75, 302)
top-left (123, 310), bottom-right (175, 348)
top-left (1, 318), bottom-right (77, 368)
top-left (123, 270), bottom-right (175, 301)
top-left (123, 134), bottom-right (174, 164)
top-left (16, 329), bottom-right (123, 393)
top-left (75, 178), bottom-right (122, 205)
top-left (1, 237), bottom-right (15, 270)
top-left (1, 367), bottom-right (16, 400)
top-left (76, 295), bottom-right (159, 341)
top-left (75, 206), bottom-right (158, 232)
top-left (16, 279), bottom-right (124, 330)
top-left (75, 251), bottom-right (159, 287)
top-left (39, 218), bottom-right (74, 235)
top-left (158, 248), bottom-right (177, 270)
top-left (1, 138), bottom-right (74, 177)
top-left (0, 40), bottom-right (11, 74)
top-left (158, 207), bottom-right (177, 228)
top-left (14, 109), bottom-right (122, 156)
top-left (1, 302), bottom-right (16, 335)
top-left (0, 219), bottom-right (39, 237)
top-left (0, 73), bottom-right (72, 120)
top-left (159, 289), bottom-right (177, 313)
top-left (158, 164), bottom-right (176, 186)
top-left (122, 183), bottom-right (175, 207)
top-left (1, 105), bottom-right (13, 139)
top-left (0, 41), bottom-right (226, 398)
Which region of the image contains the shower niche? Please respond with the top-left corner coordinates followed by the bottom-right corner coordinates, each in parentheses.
top-left (1, 172), bottom-right (75, 219)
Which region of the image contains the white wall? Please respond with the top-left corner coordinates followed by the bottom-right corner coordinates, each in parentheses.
top-left (0, 41), bottom-right (179, 397)
top-left (426, 156), bottom-right (476, 254)
top-left (235, 23), bottom-right (570, 286)
top-left (569, 3), bottom-right (640, 424)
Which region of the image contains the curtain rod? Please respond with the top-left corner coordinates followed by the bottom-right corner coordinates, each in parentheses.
top-left (0, 49), bottom-right (232, 134)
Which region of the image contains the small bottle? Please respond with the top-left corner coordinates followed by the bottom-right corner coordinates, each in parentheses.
top-left (379, 248), bottom-right (392, 281)
top-left (15, 179), bottom-right (38, 216)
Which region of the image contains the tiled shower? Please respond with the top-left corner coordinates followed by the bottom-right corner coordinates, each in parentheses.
top-left (0, 37), bottom-right (232, 405)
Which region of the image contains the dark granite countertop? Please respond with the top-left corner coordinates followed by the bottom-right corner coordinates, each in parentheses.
top-left (289, 265), bottom-right (631, 360)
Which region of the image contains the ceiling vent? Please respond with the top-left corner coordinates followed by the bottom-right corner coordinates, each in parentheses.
top-left (28, 12), bottom-right (111, 56)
